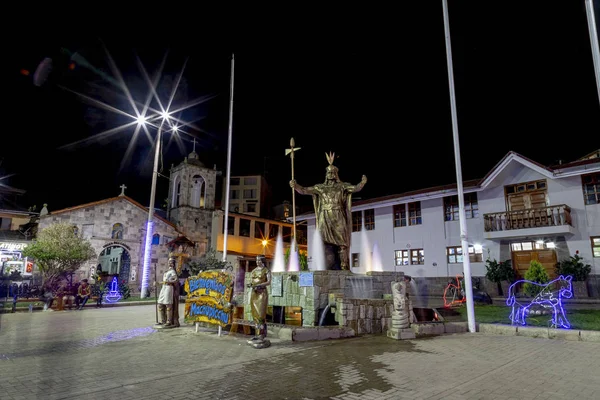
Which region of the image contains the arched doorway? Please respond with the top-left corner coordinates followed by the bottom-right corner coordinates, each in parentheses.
top-left (98, 246), bottom-right (131, 282)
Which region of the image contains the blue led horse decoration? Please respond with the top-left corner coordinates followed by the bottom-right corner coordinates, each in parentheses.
top-left (506, 275), bottom-right (573, 329)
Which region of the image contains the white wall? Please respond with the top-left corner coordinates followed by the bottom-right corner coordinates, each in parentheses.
top-left (303, 160), bottom-right (600, 277)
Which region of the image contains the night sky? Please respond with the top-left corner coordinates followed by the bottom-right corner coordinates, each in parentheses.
top-left (5, 2), bottom-right (600, 213)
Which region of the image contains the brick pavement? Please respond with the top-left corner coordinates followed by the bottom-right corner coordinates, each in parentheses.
top-left (1, 305), bottom-right (599, 399)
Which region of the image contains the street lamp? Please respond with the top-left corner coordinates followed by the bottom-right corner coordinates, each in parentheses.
top-left (261, 239), bottom-right (268, 255)
top-left (140, 113), bottom-right (169, 299)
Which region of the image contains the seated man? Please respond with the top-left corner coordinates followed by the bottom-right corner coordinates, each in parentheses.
top-left (76, 279), bottom-right (91, 310)
top-left (61, 283), bottom-right (76, 310)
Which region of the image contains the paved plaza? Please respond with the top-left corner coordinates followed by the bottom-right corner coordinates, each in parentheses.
top-left (1, 305), bottom-right (599, 400)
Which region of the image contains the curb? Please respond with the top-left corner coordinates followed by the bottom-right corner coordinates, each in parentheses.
top-left (477, 323), bottom-right (600, 342)
top-left (1, 300), bottom-right (157, 313)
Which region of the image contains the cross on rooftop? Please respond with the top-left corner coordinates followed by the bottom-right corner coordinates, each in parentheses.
top-left (119, 184), bottom-right (127, 196)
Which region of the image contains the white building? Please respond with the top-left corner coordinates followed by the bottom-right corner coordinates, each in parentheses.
top-left (296, 150), bottom-right (600, 295)
top-left (223, 175), bottom-right (271, 218)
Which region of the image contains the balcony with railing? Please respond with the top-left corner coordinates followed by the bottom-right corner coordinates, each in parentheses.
top-left (483, 204), bottom-right (575, 239)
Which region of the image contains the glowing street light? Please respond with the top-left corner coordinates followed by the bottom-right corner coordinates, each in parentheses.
top-left (140, 114), bottom-right (167, 298)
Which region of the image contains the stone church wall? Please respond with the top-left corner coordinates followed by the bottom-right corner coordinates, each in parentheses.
top-left (38, 197), bottom-right (181, 290)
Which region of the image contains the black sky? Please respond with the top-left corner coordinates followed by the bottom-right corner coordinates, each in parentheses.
top-left (5, 2), bottom-right (600, 213)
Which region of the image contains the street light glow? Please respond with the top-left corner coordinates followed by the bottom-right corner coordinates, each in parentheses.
top-left (136, 115), bottom-right (147, 125)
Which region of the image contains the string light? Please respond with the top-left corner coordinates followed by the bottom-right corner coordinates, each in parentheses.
top-left (506, 275), bottom-right (573, 329)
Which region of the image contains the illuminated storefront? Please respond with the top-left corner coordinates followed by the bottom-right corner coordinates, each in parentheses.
top-left (0, 241), bottom-right (33, 279)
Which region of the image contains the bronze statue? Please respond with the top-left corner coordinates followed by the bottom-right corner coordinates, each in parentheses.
top-left (247, 255), bottom-right (271, 348)
top-left (290, 152), bottom-right (367, 270)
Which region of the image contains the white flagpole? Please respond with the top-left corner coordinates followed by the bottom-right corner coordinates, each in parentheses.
top-left (585, 0), bottom-right (600, 103)
top-left (222, 53), bottom-right (235, 262)
top-left (442, 0), bottom-right (476, 333)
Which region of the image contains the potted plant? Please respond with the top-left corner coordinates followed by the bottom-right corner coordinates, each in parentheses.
top-left (555, 251), bottom-right (592, 298)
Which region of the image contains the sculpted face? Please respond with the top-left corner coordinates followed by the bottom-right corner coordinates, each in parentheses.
top-left (168, 258), bottom-right (176, 269)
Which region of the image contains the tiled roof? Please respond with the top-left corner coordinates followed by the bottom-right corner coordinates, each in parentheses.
top-left (46, 196), bottom-right (179, 231)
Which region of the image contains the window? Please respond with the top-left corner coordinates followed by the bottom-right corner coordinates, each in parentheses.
top-left (230, 190), bottom-right (240, 200)
top-left (394, 250), bottom-right (409, 266)
top-left (352, 253), bottom-right (360, 268)
top-left (243, 189), bottom-right (257, 199)
top-left (282, 226), bottom-right (292, 243)
top-left (444, 193), bottom-right (479, 221)
top-left (582, 173), bottom-right (600, 205)
top-left (446, 245), bottom-right (483, 263)
top-left (411, 249), bottom-right (424, 265)
top-left (244, 177), bottom-right (257, 185)
top-left (511, 241), bottom-right (553, 251)
top-left (239, 219), bottom-right (251, 237)
top-left (364, 209), bottom-right (375, 230)
top-left (152, 233), bottom-right (160, 245)
top-left (591, 237), bottom-right (600, 258)
top-left (111, 223), bottom-right (123, 239)
top-left (230, 177), bottom-right (240, 186)
top-left (268, 224), bottom-right (279, 240)
top-left (408, 202), bottom-right (422, 225)
top-left (244, 203), bottom-right (256, 213)
top-left (393, 204), bottom-right (406, 227)
top-left (254, 221), bottom-right (265, 240)
top-left (223, 216), bottom-right (234, 235)
top-left (191, 175), bottom-right (205, 208)
top-left (352, 211), bottom-right (362, 232)
top-left (172, 176), bottom-right (181, 207)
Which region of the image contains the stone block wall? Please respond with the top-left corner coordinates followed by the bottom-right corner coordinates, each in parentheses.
top-left (335, 298), bottom-right (394, 335)
top-left (243, 270), bottom-right (405, 327)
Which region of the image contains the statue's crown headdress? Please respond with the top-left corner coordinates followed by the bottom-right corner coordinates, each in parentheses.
top-left (325, 152), bottom-right (335, 165)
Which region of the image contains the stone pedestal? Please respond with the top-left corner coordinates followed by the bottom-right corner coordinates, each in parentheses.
top-left (387, 328), bottom-right (416, 340)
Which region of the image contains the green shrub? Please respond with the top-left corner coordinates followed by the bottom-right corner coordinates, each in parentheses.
top-left (555, 252), bottom-right (592, 282)
top-left (523, 260), bottom-right (549, 296)
top-left (485, 255), bottom-right (516, 296)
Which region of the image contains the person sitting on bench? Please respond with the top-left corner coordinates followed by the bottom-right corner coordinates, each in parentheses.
top-left (76, 279), bottom-right (91, 310)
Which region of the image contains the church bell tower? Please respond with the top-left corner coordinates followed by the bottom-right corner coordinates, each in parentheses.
top-left (167, 144), bottom-right (219, 252)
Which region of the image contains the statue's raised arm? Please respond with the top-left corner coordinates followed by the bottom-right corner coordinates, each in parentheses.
top-left (289, 179), bottom-right (315, 195)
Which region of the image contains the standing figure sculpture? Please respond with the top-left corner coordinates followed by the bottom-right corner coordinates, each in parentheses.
top-left (155, 256), bottom-right (180, 329)
top-left (290, 152), bottom-right (367, 270)
top-left (247, 255), bottom-right (272, 348)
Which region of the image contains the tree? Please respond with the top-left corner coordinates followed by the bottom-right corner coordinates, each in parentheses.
top-left (523, 260), bottom-right (549, 297)
top-left (188, 248), bottom-right (232, 275)
top-left (22, 223), bottom-right (96, 288)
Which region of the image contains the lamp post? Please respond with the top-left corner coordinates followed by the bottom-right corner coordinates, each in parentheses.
top-left (140, 114), bottom-right (169, 299)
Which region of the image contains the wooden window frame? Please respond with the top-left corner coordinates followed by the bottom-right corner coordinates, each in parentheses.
top-left (352, 211), bottom-right (362, 232)
top-left (408, 202), bottom-right (422, 226)
top-left (446, 245), bottom-right (483, 263)
top-left (393, 204), bottom-right (407, 227)
top-left (364, 209), bottom-right (375, 231)
top-left (592, 236), bottom-right (600, 258)
top-left (444, 193), bottom-right (479, 221)
top-left (394, 250), bottom-right (409, 266)
top-left (582, 173), bottom-right (600, 205)
top-left (410, 249), bottom-right (424, 265)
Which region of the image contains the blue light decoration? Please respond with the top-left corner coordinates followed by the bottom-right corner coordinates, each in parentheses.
top-left (506, 275), bottom-right (573, 329)
top-left (140, 220), bottom-right (154, 298)
top-left (105, 277), bottom-right (122, 303)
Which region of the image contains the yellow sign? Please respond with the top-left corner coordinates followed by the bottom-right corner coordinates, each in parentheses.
top-left (184, 270), bottom-right (234, 327)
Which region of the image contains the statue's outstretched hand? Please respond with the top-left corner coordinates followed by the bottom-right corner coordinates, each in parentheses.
top-left (361, 175), bottom-right (367, 184)
top-left (289, 180), bottom-right (296, 188)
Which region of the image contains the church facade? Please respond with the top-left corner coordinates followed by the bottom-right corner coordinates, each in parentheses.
top-left (38, 193), bottom-right (183, 289)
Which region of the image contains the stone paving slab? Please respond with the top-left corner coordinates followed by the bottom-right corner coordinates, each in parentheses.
top-left (1, 305), bottom-right (599, 399)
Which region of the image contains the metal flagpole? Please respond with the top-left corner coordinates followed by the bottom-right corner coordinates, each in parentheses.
top-left (286, 138), bottom-right (301, 243)
top-left (222, 53), bottom-right (235, 262)
top-left (585, 0), bottom-right (600, 103)
top-left (442, 0), bottom-right (476, 333)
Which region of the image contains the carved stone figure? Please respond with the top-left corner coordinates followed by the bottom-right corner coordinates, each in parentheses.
top-left (290, 152), bottom-right (367, 270)
top-left (388, 275), bottom-right (416, 340)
